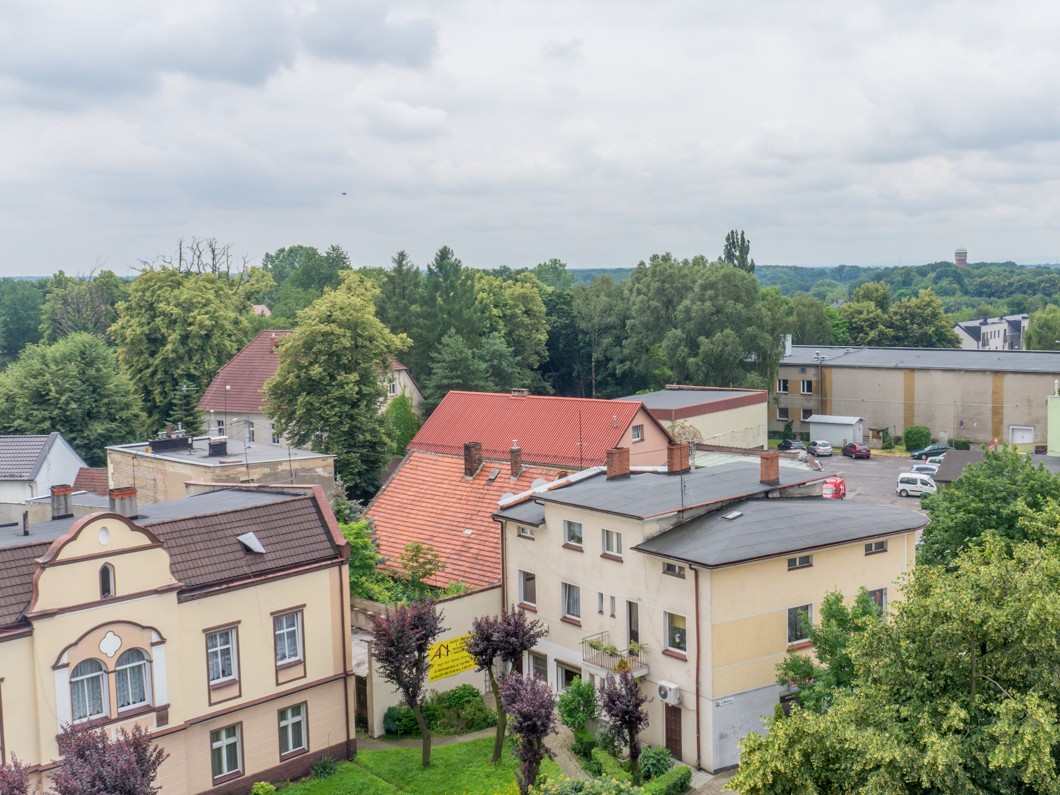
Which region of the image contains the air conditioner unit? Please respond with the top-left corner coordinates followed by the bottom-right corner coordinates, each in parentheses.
top-left (657, 681), bottom-right (681, 705)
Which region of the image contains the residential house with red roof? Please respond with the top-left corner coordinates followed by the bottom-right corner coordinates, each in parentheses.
top-left (198, 331), bottom-right (423, 449)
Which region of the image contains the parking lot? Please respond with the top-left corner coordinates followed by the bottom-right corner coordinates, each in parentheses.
top-left (814, 452), bottom-right (929, 513)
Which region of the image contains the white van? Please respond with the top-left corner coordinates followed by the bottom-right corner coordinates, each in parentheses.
top-left (896, 473), bottom-right (937, 497)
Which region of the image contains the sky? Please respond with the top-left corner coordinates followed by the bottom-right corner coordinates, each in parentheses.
top-left (2, 0), bottom-right (1060, 277)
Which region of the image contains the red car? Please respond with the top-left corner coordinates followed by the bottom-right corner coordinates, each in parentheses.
top-left (842, 442), bottom-right (871, 459)
top-left (823, 476), bottom-right (847, 499)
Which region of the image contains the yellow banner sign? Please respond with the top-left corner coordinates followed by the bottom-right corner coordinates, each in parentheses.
top-left (429, 633), bottom-right (476, 682)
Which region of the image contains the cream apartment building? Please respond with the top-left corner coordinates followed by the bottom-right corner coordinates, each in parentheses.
top-left (0, 484), bottom-right (354, 795)
top-left (497, 446), bottom-right (925, 771)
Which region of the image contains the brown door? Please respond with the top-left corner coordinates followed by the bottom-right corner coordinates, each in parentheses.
top-left (664, 704), bottom-right (682, 761)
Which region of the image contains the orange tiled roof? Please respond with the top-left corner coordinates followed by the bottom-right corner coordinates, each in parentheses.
top-left (367, 450), bottom-right (568, 589)
top-left (73, 467), bottom-right (109, 497)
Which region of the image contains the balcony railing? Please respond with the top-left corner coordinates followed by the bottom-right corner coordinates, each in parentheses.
top-left (581, 631), bottom-right (648, 677)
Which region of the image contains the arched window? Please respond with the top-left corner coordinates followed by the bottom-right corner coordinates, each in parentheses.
top-left (100, 564), bottom-right (115, 599)
top-left (70, 659), bottom-right (107, 722)
top-left (116, 649), bottom-right (149, 710)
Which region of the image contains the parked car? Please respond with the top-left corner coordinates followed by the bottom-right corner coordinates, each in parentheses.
top-left (807, 440), bottom-right (833, 457)
top-left (778, 439), bottom-right (806, 451)
top-left (910, 443), bottom-right (952, 460)
top-left (822, 476), bottom-right (846, 499)
top-left (896, 473), bottom-right (937, 497)
top-left (842, 442), bottom-right (871, 459)
top-left (926, 455), bottom-right (945, 466)
top-left (910, 463), bottom-right (939, 476)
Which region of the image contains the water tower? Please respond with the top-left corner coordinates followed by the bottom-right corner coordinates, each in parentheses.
top-left (955, 247), bottom-right (968, 268)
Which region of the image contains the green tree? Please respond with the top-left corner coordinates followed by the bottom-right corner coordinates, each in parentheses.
top-left (261, 244), bottom-right (316, 289)
top-left (532, 258), bottom-right (574, 291)
top-left (377, 251), bottom-right (422, 340)
top-left (918, 445), bottom-right (1060, 567)
top-left (721, 230), bottom-right (755, 273)
top-left (887, 288), bottom-right (960, 348)
top-left (0, 333), bottom-right (145, 466)
top-left (383, 393), bottom-right (422, 455)
top-left (850, 281), bottom-right (892, 313)
top-left (111, 269), bottom-right (249, 430)
top-left (841, 300), bottom-right (892, 346)
top-left (264, 273), bottom-right (407, 500)
top-left (475, 273), bottom-right (550, 380)
top-left (287, 244), bottom-right (352, 292)
top-left (421, 330), bottom-right (495, 411)
top-left (1024, 304), bottom-right (1060, 350)
top-left (40, 270), bottom-right (128, 343)
top-left (731, 535), bottom-right (1060, 795)
top-left (478, 333), bottom-right (521, 393)
top-left (412, 247), bottom-right (480, 377)
top-left (572, 276), bottom-right (624, 398)
top-left (556, 676), bottom-right (598, 731)
top-left (0, 279), bottom-right (45, 354)
top-left (790, 293), bottom-right (836, 345)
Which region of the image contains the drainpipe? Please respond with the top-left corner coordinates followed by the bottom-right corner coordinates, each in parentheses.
top-left (498, 516), bottom-right (508, 609)
top-left (338, 563), bottom-right (353, 757)
top-left (818, 363), bottom-right (823, 416)
top-left (694, 566), bottom-right (702, 770)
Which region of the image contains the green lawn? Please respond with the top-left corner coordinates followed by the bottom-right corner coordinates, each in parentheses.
top-left (282, 737), bottom-right (562, 795)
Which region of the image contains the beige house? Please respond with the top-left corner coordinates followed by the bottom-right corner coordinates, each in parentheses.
top-left (774, 345), bottom-right (1060, 446)
top-left (614, 386), bottom-right (768, 449)
top-left (0, 484), bottom-right (355, 794)
top-left (496, 446), bottom-right (926, 771)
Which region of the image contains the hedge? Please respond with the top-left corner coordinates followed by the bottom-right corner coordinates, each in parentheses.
top-left (903, 425), bottom-right (931, 451)
top-left (641, 766), bottom-right (692, 795)
top-left (951, 438), bottom-right (971, 450)
top-left (585, 748), bottom-right (631, 782)
top-left (572, 728), bottom-right (597, 759)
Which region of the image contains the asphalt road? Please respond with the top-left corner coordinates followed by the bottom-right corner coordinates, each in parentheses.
top-left (814, 453), bottom-right (929, 513)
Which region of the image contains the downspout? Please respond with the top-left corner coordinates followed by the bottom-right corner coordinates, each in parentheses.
top-left (338, 563), bottom-right (353, 757)
top-left (498, 517), bottom-right (507, 608)
top-left (694, 566), bottom-right (702, 770)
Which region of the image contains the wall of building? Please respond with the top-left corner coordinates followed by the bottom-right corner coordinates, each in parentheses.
top-left (34, 440), bottom-right (88, 499)
top-left (618, 408), bottom-right (674, 466)
top-left (671, 403), bottom-right (767, 449)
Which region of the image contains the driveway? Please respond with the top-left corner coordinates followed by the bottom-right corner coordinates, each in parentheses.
top-left (815, 453), bottom-right (928, 513)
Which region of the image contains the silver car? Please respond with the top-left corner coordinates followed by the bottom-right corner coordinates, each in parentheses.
top-left (807, 440), bottom-right (833, 457)
top-left (910, 463), bottom-right (939, 476)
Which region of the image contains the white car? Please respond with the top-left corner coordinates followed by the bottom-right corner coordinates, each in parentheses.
top-left (909, 463), bottom-right (939, 476)
top-left (896, 473), bottom-right (937, 497)
top-left (926, 455), bottom-right (945, 466)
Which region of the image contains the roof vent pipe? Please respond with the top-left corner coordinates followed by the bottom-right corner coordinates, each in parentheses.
top-left (50, 484), bottom-right (73, 520)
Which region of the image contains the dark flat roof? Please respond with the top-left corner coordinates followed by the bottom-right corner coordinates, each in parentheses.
top-left (494, 500), bottom-right (546, 527)
top-left (933, 449), bottom-right (1060, 483)
top-left (615, 389), bottom-right (756, 409)
top-left (534, 462), bottom-right (828, 519)
top-left (783, 345), bottom-right (1060, 374)
top-left (106, 438), bottom-right (333, 467)
top-left (633, 497), bottom-right (927, 568)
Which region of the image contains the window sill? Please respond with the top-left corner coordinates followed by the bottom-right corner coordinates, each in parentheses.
top-left (279, 747), bottom-right (309, 763)
top-left (661, 649), bottom-right (687, 661)
top-left (787, 641), bottom-right (813, 651)
top-left (864, 550), bottom-right (888, 556)
top-left (276, 658), bottom-right (303, 671)
top-left (600, 553), bottom-right (623, 563)
top-left (786, 565), bottom-right (812, 571)
top-left (663, 571), bottom-right (686, 579)
top-left (210, 678), bottom-right (239, 690)
top-left (517, 534), bottom-right (536, 541)
top-left (560, 616), bottom-right (582, 627)
top-left (562, 543), bottom-right (583, 552)
top-left (518, 602), bottom-right (537, 613)
top-left (212, 771), bottom-right (244, 787)
top-left (631, 439), bottom-right (644, 444)
top-left (116, 704), bottom-right (155, 720)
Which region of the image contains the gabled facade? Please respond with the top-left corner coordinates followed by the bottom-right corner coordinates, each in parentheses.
top-left (953, 314), bottom-right (1029, 351)
top-left (0, 433), bottom-right (87, 502)
top-left (0, 485), bottom-right (354, 795)
top-left (497, 446), bottom-right (926, 771)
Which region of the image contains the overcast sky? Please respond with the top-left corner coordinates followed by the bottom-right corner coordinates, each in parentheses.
top-left (2, 0), bottom-right (1059, 277)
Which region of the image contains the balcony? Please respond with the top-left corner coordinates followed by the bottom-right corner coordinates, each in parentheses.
top-left (580, 631), bottom-right (649, 678)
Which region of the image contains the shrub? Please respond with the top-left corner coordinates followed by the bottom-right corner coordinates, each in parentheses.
top-left (594, 723), bottom-right (625, 759)
top-left (951, 438), bottom-right (971, 450)
top-left (588, 748), bottom-right (631, 783)
top-left (557, 676), bottom-right (598, 731)
top-left (383, 704), bottom-right (419, 735)
top-left (531, 777), bottom-right (640, 795)
top-left (437, 683), bottom-right (483, 710)
top-left (311, 756), bottom-right (337, 779)
top-left (250, 784), bottom-right (276, 795)
top-left (639, 746), bottom-right (675, 780)
top-left (572, 728), bottom-right (596, 759)
top-left (457, 699), bottom-right (497, 732)
top-left (781, 420), bottom-right (795, 441)
top-left (903, 425), bottom-right (931, 451)
top-left (641, 765), bottom-right (692, 795)
top-left (422, 684), bottom-right (495, 733)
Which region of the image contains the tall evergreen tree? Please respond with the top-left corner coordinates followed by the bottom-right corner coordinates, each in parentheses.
top-left (377, 251), bottom-right (423, 340)
top-left (421, 330), bottom-right (494, 411)
top-left (722, 230), bottom-right (756, 273)
top-left (412, 247), bottom-right (479, 376)
top-left (0, 279), bottom-right (45, 354)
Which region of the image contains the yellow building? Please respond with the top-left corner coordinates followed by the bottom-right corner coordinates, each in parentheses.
top-left (615, 385), bottom-right (768, 449)
top-left (496, 446), bottom-right (925, 772)
top-left (0, 484), bottom-right (355, 794)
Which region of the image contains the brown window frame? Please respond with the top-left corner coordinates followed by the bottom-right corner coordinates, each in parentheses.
top-left (278, 701), bottom-right (310, 761)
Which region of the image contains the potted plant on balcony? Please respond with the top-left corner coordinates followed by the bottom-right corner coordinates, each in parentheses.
top-left (627, 641), bottom-right (646, 656)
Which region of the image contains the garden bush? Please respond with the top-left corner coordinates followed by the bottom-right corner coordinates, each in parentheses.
top-left (572, 728), bottom-right (597, 759)
top-left (383, 704), bottom-right (419, 736)
top-left (250, 784), bottom-right (276, 795)
top-left (531, 777), bottom-right (639, 795)
top-left (557, 676), bottom-right (598, 731)
top-left (638, 747), bottom-right (674, 780)
top-left (420, 684), bottom-right (496, 734)
top-left (641, 765), bottom-right (692, 795)
top-left (951, 438), bottom-right (971, 450)
top-left (594, 723), bottom-right (625, 759)
top-left (903, 425), bottom-right (931, 451)
top-left (587, 748), bottom-right (631, 783)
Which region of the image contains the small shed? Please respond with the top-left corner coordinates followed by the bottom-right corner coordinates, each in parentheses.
top-left (806, 415), bottom-right (865, 448)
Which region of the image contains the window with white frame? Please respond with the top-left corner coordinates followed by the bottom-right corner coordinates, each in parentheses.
top-left (116, 648), bottom-right (150, 710)
top-left (279, 704), bottom-right (307, 756)
top-left (271, 423), bottom-right (280, 444)
top-left (868, 588), bottom-right (887, 616)
top-left (215, 419), bottom-right (225, 435)
top-left (210, 725), bottom-right (242, 778)
top-left (865, 540), bottom-right (888, 554)
top-left (787, 605), bottom-right (812, 644)
top-left (563, 520), bottom-right (583, 546)
top-left (801, 380), bottom-right (813, 394)
top-left (598, 592), bottom-right (605, 613)
top-left (787, 554), bottom-right (812, 570)
top-left (562, 583), bottom-right (581, 619)
top-left (519, 571), bottom-right (537, 606)
top-left (246, 424), bottom-right (255, 443)
top-left (207, 628), bottom-right (238, 684)
top-left (274, 612), bottom-right (303, 665)
top-left (517, 525), bottom-right (535, 539)
top-left (388, 379), bottom-right (397, 396)
top-left (70, 659), bottom-right (107, 722)
top-left (529, 652), bottom-right (547, 681)
top-left (777, 379), bottom-right (789, 393)
top-left (777, 407), bottom-right (789, 421)
top-left (665, 613), bottom-right (687, 653)
top-left (631, 425), bottom-right (643, 442)
top-left (663, 562), bottom-right (686, 578)
top-left (609, 595), bottom-right (616, 616)
top-left (602, 528), bottom-right (622, 557)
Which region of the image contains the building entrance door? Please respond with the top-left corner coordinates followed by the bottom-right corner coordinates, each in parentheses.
top-left (664, 704), bottom-right (682, 761)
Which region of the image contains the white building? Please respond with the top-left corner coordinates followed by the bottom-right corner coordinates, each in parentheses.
top-left (0, 433), bottom-right (87, 502)
top-left (953, 314), bottom-right (1030, 351)
top-left (806, 415), bottom-right (866, 448)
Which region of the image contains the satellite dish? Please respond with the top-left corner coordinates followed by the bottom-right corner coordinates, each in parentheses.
top-left (531, 478), bottom-right (547, 489)
top-left (500, 492), bottom-right (515, 502)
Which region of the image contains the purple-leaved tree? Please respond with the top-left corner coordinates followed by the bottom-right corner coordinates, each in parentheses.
top-left (499, 673), bottom-right (556, 795)
top-left (0, 756), bottom-right (29, 795)
top-left (370, 601), bottom-right (446, 767)
top-left (465, 606), bottom-right (547, 763)
top-left (600, 669), bottom-right (650, 784)
top-left (52, 723), bottom-right (168, 795)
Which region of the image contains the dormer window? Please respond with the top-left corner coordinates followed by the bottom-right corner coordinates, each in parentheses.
top-left (100, 564), bottom-right (115, 599)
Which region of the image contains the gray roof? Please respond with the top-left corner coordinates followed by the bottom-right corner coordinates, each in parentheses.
top-left (615, 388), bottom-right (755, 409)
top-left (495, 499), bottom-right (547, 527)
top-left (633, 497), bottom-right (927, 568)
top-left (533, 461), bottom-right (829, 519)
top-left (107, 437), bottom-right (334, 467)
top-left (807, 415), bottom-right (864, 425)
top-left (782, 345), bottom-right (1060, 374)
top-left (933, 448), bottom-right (1060, 483)
top-left (0, 433), bottom-right (59, 481)
top-left (26, 491), bottom-right (109, 508)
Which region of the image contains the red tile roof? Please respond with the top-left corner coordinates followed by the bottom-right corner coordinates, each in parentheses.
top-left (367, 450), bottom-right (568, 589)
top-left (408, 392), bottom-right (671, 468)
top-left (73, 467), bottom-right (109, 497)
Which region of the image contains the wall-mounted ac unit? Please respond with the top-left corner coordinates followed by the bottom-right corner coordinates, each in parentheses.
top-left (657, 681), bottom-right (681, 705)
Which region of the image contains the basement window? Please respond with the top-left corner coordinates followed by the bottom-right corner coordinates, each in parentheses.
top-left (787, 555), bottom-right (812, 570)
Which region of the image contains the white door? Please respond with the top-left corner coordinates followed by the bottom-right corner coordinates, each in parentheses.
top-left (1009, 426), bottom-right (1034, 445)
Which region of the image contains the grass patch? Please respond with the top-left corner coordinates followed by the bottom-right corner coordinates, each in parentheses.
top-left (279, 763), bottom-right (399, 795)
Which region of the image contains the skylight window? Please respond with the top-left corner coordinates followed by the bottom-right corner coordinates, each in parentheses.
top-left (237, 531), bottom-right (266, 554)
top-left (722, 511), bottom-right (744, 520)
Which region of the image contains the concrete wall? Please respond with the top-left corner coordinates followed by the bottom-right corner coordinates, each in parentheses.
top-left (671, 403), bottom-right (767, 449)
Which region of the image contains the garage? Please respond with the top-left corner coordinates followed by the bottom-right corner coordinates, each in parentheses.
top-left (807, 415), bottom-right (866, 448)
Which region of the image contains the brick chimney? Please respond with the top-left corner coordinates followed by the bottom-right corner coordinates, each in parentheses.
top-left (271, 333), bottom-right (281, 350)
top-left (510, 440), bottom-right (523, 479)
top-left (667, 442), bottom-right (690, 474)
top-left (760, 451), bottom-right (780, 485)
top-left (606, 447), bottom-right (630, 480)
top-left (50, 484), bottom-right (73, 520)
top-left (464, 442), bottom-right (483, 477)
top-left (109, 486), bottom-right (139, 519)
